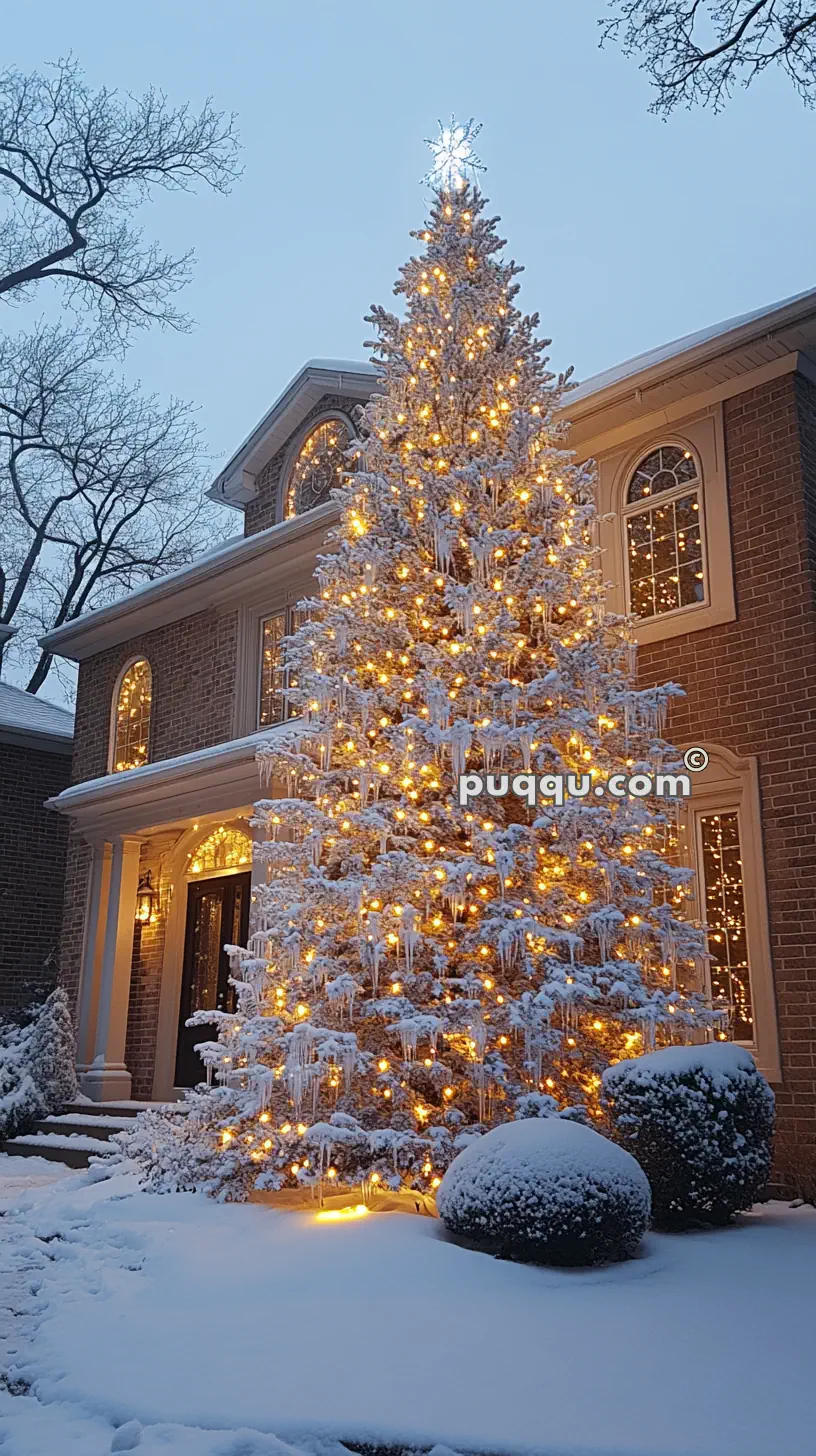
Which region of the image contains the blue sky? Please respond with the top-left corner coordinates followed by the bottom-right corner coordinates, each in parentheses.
top-left (6, 0), bottom-right (816, 484)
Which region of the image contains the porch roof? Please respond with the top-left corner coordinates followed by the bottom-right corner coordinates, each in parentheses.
top-left (46, 722), bottom-right (288, 838)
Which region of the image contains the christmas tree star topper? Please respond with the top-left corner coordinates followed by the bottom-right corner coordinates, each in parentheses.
top-left (423, 117), bottom-right (485, 192)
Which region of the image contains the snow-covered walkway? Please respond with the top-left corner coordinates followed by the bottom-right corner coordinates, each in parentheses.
top-left (0, 1151), bottom-right (813, 1456)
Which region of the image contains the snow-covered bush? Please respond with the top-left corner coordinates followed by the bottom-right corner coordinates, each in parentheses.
top-left (114, 1087), bottom-right (261, 1200)
top-left (602, 1042), bottom-right (775, 1229)
top-left (0, 987), bottom-right (79, 1138)
top-left (436, 1117), bottom-right (651, 1266)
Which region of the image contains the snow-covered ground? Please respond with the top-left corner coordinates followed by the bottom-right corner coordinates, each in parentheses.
top-left (0, 1151), bottom-right (814, 1456)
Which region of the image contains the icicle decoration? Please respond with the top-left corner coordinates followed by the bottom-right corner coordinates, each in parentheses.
top-left (477, 727), bottom-right (505, 772)
top-left (433, 520), bottom-right (457, 576)
top-left (468, 536), bottom-right (493, 584)
top-left (399, 906), bottom-right (420, 972)
top-left (448, 719), bottom-right (472, 779)
top-left (443, 888), bottom-right (465, 922)
top-left (450, 584), bottom-right (475, 634)
top-left (425, 680), bottom-right (450, 730)
top-left (517, 727), bottom-right (535, 770)
top-left (495, 847), bottom-right (515, 899)
top-left (398, 1022), bottom-right (419, 1062)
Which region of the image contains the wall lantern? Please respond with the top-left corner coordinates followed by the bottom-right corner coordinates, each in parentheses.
top-left (135, 870), bottom-right (158, 924)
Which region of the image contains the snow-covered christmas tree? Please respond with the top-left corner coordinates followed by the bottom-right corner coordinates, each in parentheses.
top-left (139, 123), bottom-right (721, 1202)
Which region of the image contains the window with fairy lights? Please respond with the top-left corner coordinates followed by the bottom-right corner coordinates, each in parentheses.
top-left (258, 607), bottom-right (309, 727)
top-left (284, 416), bottom-right (351, 519)
top-left (623, 444), bottom-right (706, 620)
top-left (187, 826), bottom-right (252, 875)
top-left (110, 658), bottom-right (152, 772)
top-left (697, 810), bottom-right (753, 1042)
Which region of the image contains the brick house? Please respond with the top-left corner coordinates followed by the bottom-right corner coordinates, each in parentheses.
top-left (41, 299), bottom-right (816, 1192)
top-left (0, 667), bottom-right (73, 1012)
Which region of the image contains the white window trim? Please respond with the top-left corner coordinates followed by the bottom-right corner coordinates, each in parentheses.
top-left (257, 605), bottom-right (304, 729)
top-left (621, 447), bottom-right (709, 624)
top-left (107, 654), bottom-right (153, 775)
top-left (678, 742), bottom-right (781, 1082)
top-left (232, 579), bottom-right (315, 739)
top-left (277, 408), bottom-right (356, 524)
top-left (596, 406), bottom-right (736, 646)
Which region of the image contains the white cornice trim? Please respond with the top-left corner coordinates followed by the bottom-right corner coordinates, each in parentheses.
top-left (206, 359), bottom-right (379, 508)
top-left (38, 502), bottom-right (340, 662)
top-left (0, 725), bottom-right (73, 755)
top-left (565, 286), bottom-right (816, 420)
top-left (47, 723), bottom-right (289, 836)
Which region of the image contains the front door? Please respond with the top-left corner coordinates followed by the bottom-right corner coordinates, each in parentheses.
top-left (175, 872), bottom-right (251, 1088)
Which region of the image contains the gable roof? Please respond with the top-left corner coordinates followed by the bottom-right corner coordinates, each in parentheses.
top-left (0, 680), bottom-right (74, 754)
top-left (206, 358), bottom-right (379, 508)
top-left (36, 284), bottom-right (816, 664)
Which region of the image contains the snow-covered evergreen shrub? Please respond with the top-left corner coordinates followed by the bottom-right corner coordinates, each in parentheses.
top-left (602, 1042), bottom-right (775, 1228)
top-left (0, 987), bottom-right (79, 1138)
top-left (28, 987), bottom-right (79, 1109)
top-left (114, 1087), bottom-right (259, 1200)
top-left (436, 1117), bottom-right (651, 1266)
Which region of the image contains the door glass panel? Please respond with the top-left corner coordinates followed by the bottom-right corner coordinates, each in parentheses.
top-left (190, 892), bottom-right (223, 1012)
top-left (231, 881), bottom-right (245, 945)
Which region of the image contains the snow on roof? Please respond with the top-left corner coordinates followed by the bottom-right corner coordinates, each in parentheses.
top-left (208, 357), bottom-right (380, 503)
top-left (568, 286), bottom-right (816, 404)
top-left (0, 680), bottom-right (74, 741)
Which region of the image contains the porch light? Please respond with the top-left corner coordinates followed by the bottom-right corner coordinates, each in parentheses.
top-left (135, 870), bottom-right (158, 924)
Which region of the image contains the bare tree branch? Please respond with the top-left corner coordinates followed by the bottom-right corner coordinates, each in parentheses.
top-left (0, 56), bottom-right (241, 341)
top-left (0, 324), bottom-right (233, 693)
top-left (0, 58), bottom-right (242, 696)
top-left (599, 1), bottom-right (816, 113)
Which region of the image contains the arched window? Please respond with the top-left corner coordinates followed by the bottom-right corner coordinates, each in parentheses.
top-left (285, 416), bottom-right (351, 518)
top-left (111, 658), bottom-right (152, 772)
top-left (623, 444), bottom-right (706, 620)
top-left (188, 825), bottom-right (252, 875)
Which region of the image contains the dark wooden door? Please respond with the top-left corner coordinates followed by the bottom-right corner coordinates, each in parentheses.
top-left (174, 871), bottom-right (251, 1088)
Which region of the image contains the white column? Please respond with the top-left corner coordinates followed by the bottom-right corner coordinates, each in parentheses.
top-left (82, 835), bottom-right (141, 1102)
top-left (75, 840), bottom-right (112, 1073)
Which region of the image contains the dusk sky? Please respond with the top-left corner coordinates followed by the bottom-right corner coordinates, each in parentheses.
top-left (7, 0), bottom-right (816, 487)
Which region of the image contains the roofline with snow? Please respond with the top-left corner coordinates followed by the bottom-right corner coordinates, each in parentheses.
top-left (37, 286), bottom-right (816, 664)
top-left (0, 722), bottom-right (73, 755)
top-left (38, 500), bottom-right (339, 662)
top-left (564, 285), bottom-right (816, 422)
top-left (206, 359), bottom-right (380, 510)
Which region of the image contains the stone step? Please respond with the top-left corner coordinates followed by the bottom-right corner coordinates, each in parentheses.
top-left (63, 1100), bottom-right (173, 1119)
top-left (35, 1113), bottom-right (135, 1141)
top-left (1, 1130), bottom-right (117, 1169)
top-left (0, 1099), bottom-right (183, 1169)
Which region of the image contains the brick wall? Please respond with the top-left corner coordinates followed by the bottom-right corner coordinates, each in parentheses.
top-left (0, 743), bottom-right (71, 1012)
top-left (71, 607), bottom-right (239, 785)
top-left (637, 373), bottom-right (816, 1195)
top-left (59, 831), bottom-right (92, 1013)
top-left (244, 394), bottom-right (363, 537)
top-left (124, 835), bottom-right (176, 1099)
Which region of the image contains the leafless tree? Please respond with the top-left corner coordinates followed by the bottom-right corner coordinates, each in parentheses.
top-left (0, 59), bottom-right (240, 693)
top-left (0, 326), bottom-right (225, 693)
top-left (0, 56), bottom-right (239, 339)
top-left (600, 2), bottom-right (816, 113)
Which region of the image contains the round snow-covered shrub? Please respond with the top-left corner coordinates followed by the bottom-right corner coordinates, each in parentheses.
top-left (602, 1042), bottom-right (775, 1229)
top-left (436, 1117), bottom-right (651, 1266)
